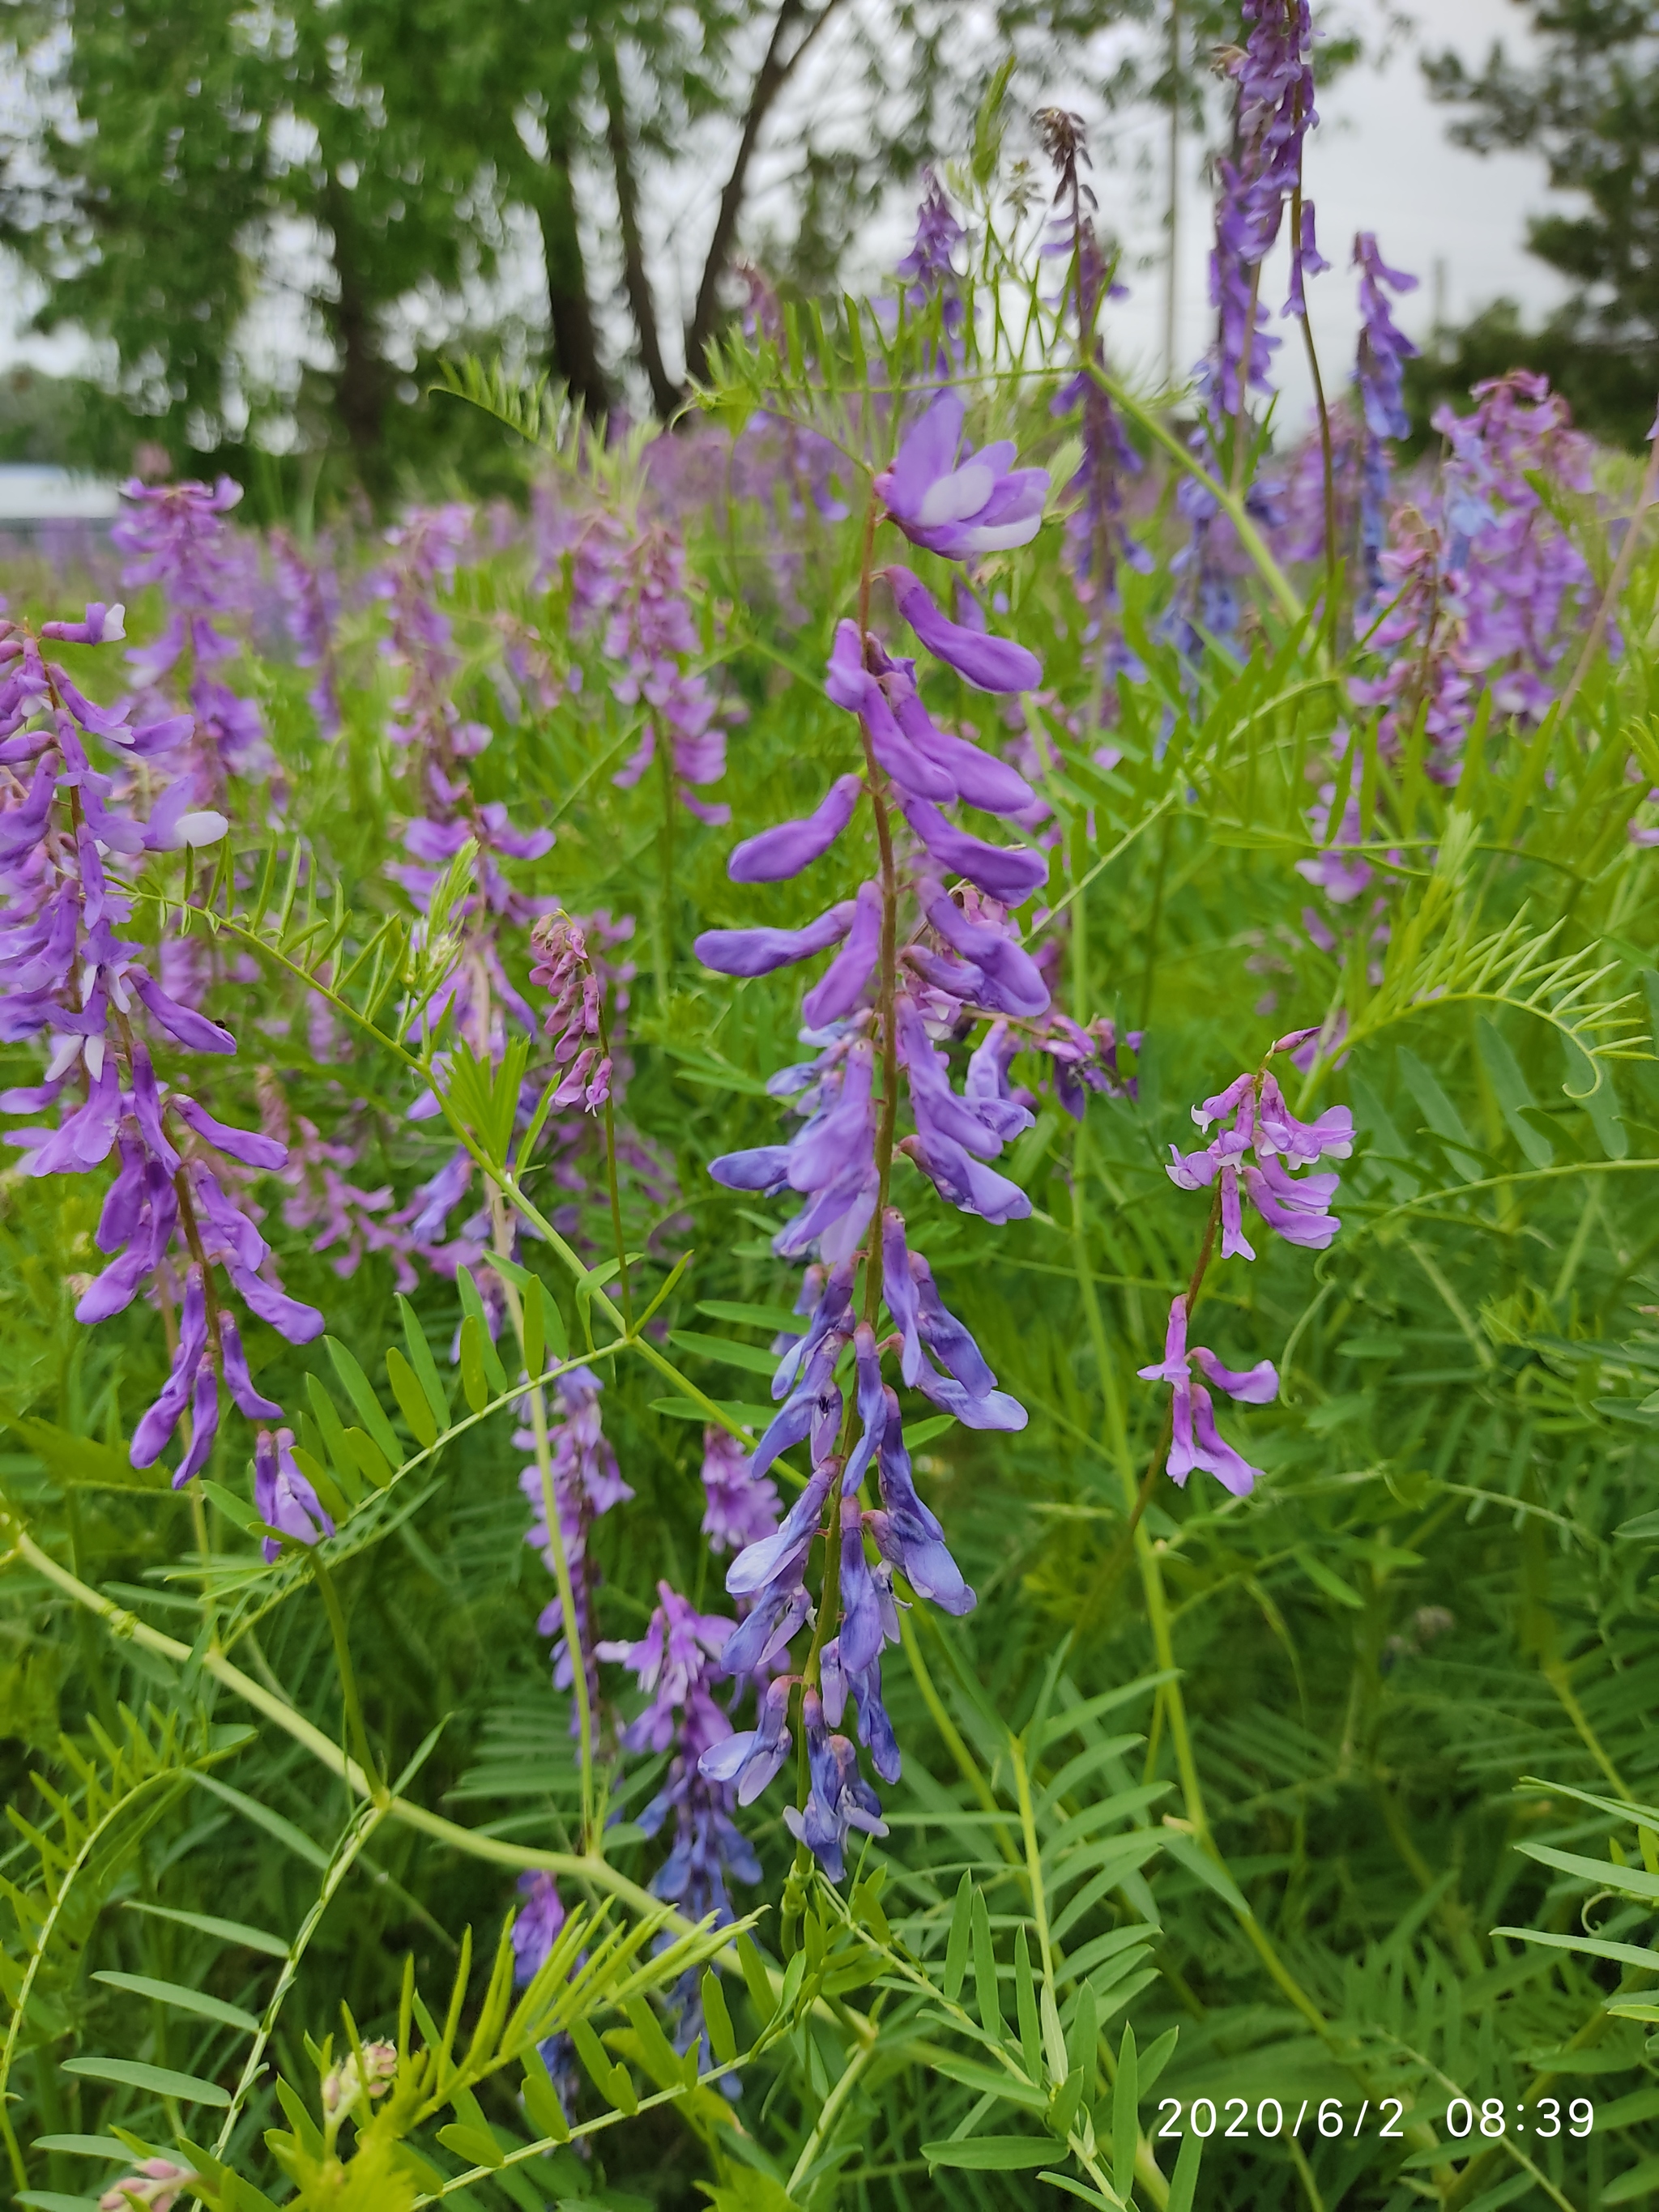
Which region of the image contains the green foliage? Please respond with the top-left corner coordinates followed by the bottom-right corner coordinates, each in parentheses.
top-left (6, 136), bottom-right (1659, 2212)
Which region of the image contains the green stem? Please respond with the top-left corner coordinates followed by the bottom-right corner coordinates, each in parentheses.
top-left (489, 1191), bottom-right (598, 1849)
top-left (595, 995), bottom-right (634, 1336)
top-left (311, 1555), bottom-right (385, 1805)
top-left (1092, 364), bottom-right (1303, 623)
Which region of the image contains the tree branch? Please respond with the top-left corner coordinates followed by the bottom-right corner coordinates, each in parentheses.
top-left (684, 0), bottom-right (851, 383)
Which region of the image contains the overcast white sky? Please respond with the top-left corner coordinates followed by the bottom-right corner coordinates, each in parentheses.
top-left (0, 0), bottom-right (1572, 432)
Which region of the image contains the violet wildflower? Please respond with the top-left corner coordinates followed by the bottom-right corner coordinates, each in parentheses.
top-left (1138, 1294), bottom-right (1277, 1496)
top-left (1352, 236), bottom-right (1419, 605)
top-left (1355, 374), bottom-right (1595, 765)
top-left (566, 514), bottom-right (732, 825)
top-left (783, 1690), bottom-right (889, 1884)
top-left (1166, 1063), bottom-right (1351, 1259)
top-left (510, 1871), bottom-right (581, 2116)
top-left (113, 477), bottom-right (265, 784)
top-left (893, 168), bottom-right (967, 356)
top-left (254, 1427), bottom-right (336, 1562)
top-left (600, 1583), bottom-right (763, 2071)
top-left (1038, 108), bottom-right (1149, 682)
top-left (700, 1426), bottom-right (782, 1553)
top-left (1205, 0), bottom-right (1320, 422)
top-left (530, 912), bottom-right (612, 1113)
top-left (691, 392), bottom-right (1140, 1882)
top-left (271, 527), bottom-right (342, 738)
top-left (0, 605), bottom-right (323, 1500)
top-left (874, 392), bottom-right (1047, 560)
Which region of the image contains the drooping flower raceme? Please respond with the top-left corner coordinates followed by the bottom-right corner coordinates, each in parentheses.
top-left (1037, 109), bottom-right (1148, 681)
top-left (1166, 1064), bottom-right (1353, 1261)
top-left (0, 606), bottom-right (324, 1524)
top-left (1354, 373), bottom-right (1596, 766)
top-left (688, 393), bottom-right (1136, 1877)
top-left (1352, 236), bottom-right (1419, 607)
top-left (1206, 0), bottom-right (1322, 421)
top-left (113, 476), bottom-right (266, 785)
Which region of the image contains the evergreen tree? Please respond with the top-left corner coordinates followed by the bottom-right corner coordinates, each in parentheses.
top-left (1426, 2), bottom-right (1659, 445)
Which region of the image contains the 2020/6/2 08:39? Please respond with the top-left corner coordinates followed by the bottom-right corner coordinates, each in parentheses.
top-left (1154, 2095), bottom-right (1597, 2141)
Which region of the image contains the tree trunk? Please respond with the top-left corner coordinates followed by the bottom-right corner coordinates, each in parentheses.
top-left (594, 38), bottom-right (680, 419)
top-left (322, 183), bottom-right (388, 493)
top-left (536, 130), bottom-right (609, 420)
top-left (684, 0), bottom-right (850, 384)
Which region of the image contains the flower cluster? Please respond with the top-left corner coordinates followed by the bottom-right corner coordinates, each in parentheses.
top-left (1352, 235), bottom-right (1419, 606)
top-left (0, 604), bottom-right (323, 1520)
top-left (1354, 373), bottom-right (1596, 764)
top-left (529, 912), bottom-right (612, 1114)
top-left (563, 512), bottom-right (732, 826)
top-left (1143, 1044), bottom-right (1353, 1493)
top-left (599, 1582), bottom-right (762, 2061)
top-left (271, 527), bottom-right (343, 739)
top-left (113, 476), bottom-right (266, 786)
top-left (893, 167), bottom-right (966, 355)
top-left (1207, 0), bottom-right (1323, 418)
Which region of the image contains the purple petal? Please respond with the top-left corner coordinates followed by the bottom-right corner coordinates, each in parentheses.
top-left (1191, 1345), bottom-right (1279, 1404)
top-left (171, 1094), bottom-right (287, 1170)
top-left (898, 1129), bottom-right (1031, 1224)
top-left (886, 566), bottom-right (1043, 693)
top-left (695, 901), bottom-right (855, 978)
top-left (132, 974), bottom-right (237, 1055)
top-left (800, 880), bottom-right (882, 1028)
top-left (227, 1263), bottom-right (326, 1345)
top-left (728, 774), bottom-right (862, 883)
top-left (896, 791), bottom-right (1047, 903)
top-left (220, 1311), bottom-right (284, 1419)
top-left (173, 1360), bottom-right (222, 1485)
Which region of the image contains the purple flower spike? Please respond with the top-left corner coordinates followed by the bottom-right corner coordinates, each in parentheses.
top-left (875, 391), bottom-right (1050, 560)
top-left (695, 901), bottom-right (855, 978)
top-left (897, 791), bottom-right (1047, 905)
top-left (885, 567), bottom-right (1043, 694)
top-left (727, 774), bottom-right (863, 884)
top-left (254, 1426), bottom-right (335, 1562)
